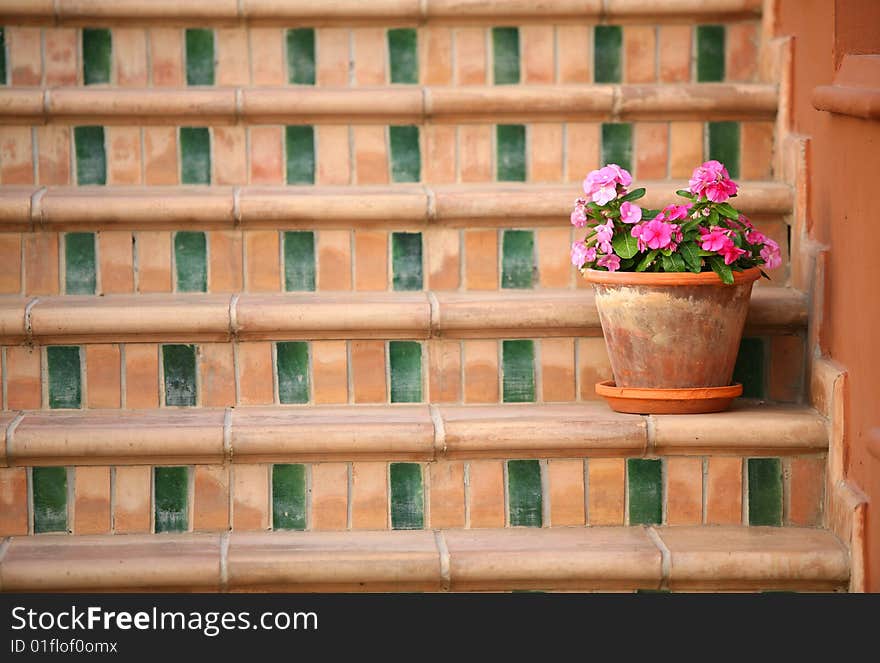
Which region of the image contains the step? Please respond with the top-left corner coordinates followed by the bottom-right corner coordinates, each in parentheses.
top-left (0, 526), bottom-right (847, 593)
top-left (1, 403), bottom-right (828, 466)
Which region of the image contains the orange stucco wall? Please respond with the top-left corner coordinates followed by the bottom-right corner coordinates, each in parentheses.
top-left (776, 0), bottom-right (880, 590)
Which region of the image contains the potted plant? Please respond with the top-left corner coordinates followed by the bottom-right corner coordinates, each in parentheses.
top-left (570, 161), bottom-right (782, 414)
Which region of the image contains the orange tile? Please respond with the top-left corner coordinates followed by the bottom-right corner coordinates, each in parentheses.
top-left (421, 25), bottom-right (452, 85)
top-left (557, 25), bottom-right (591, 83)
top-left (726, 22), bottom-right (758, 81)
top-left (113, 466), bottom-right (151, 533)
top-left (463, 229), bottom-right (498, 290)
top-left (537, 227), bottom-right (571, 288)
top-left (541, 338), bottom-right (576, 402)
top-left (8, 27), bottom-right (42, 86)
top-left (135, 231), bottom-right (172, 293)
top-left (249, 126), bottom-right (284, 185)
top-left (706, 457), bottom-right (742, 525)
top-left (143, 127), bottom-right (178, 185)
top-left (565, 122), bottom-right (599, 183)
top-left (423, 124), bottom-right (456, 184)
top-left (212, 126), bottom-right (247, 185)
top-left (106, 126), bottom-right (142, 185)
top-left (317, 229), bottom-right (351, 290)
top-left (352, 27), bottom-right (387, 85)
top-left (86, 344), bottom-right (121, 409)
top-left (458, 124), bottom-right (492, 182)
top-left (98, 230), bottom-right (135, 294)
top-left (354, 230), bottom-right (388, 291)
top-left (635, 123), bottom-right (669, 180)
top-left (237, 341), bottom-right (274, 405)
top-left (428, 339), bottom-right (461, 403)
top-left (521, 24), bottom-right (554, 84)
top-left (150, 27), bottom-right (184, 86)
top-left (587, 458), bottom-right (625, 525)
top-left (659, 25), bottom-right (692, 83)
top-left (350, 461), bottom-right (388, 529)
top-left (577, 337), bottom-right (612, 400)
top-left (0, 234), bottom-right (22, 294)
top-left (193, 465), bottom-right (230, 531)
top-left (467, 460), bottom-right (505, 528)
top-left (311, 462), bottom-right (349, 530)
top-left (741, 121), bottom-right (774, 180)
top-left (669, 122), bottom-right (704, 179)
top-left (312, 340), bottom-right (348, 404)
top-left (0, 467), bottom-right (28, 535)
top-left (624, 25), bottom-right (657, 83)
top-left (124, 344), bottom-right (160, 409)
top-left (426, 227), bottom-right (459, 291)
top-left (216, 27), bottom-right (250, 85)
top-left (530, 123), bottom-right (563, 182)
top-left (788, 457), bottom-right (824, 526)
top-left (666, 457), bottom-right (703, 525)
top-left (316, 28), bottom-right (350, 86)
top-left (315, 125), bottom-right (351, 185)
top-left (208, 230), bottom-right (244, 293)
top-left (6, 346), bottom-right (41, 409)
top-left (350, 340), bottom-right (387, 403)
top-left (199, 343), bottom-right (235, 407)
top-left (768, 334), bottom-right (804, 403)
top-left (548, 459), bottom-right (586, 526)
top-left (36, 125), bottom-right (71, 185)
top-left (353, 125), bottom-right (389, 185)
top-left (44, 28), bottom-right (78, 86)
top-left (245, 230), bottom-right (281, 291)
top-left (114, 27), bottom-right (148, 87)
top-left (24, 232), bottom-right (59, 295)
top-left (250, 27), bottom-right (285, 85)
top-left (0, 127), bottom-right (34, 185)
top-left (463, 339), bottom-right (499, 404)
top-left (233, 464), bottom-right (270, 531)
top-left (74, 466), bottom-right (111, 535)
top-left (429, 461), bottom-right (465, 528)
top-left (455, 27), bottom-right (486, 85)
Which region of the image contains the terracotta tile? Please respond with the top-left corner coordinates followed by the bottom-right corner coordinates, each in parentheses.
top-left (565, 122), bottom-right (599, 183)
top-left (428, 339), bottom-right (461, 403)
top-left (351, 340), bottom-right (386, 403)
top-left (150, 27), bottom-right (184, 86)
top-left (354, 230), bottom-right (388, 291)
top-left (124, 344), bottom-right (160, 409)
top-left (316, 229), bottom-right (351, 290)
top-left (624, 25), bottom-right (657, 83)
top-left (237, 341), bottom-right (274, 405)
top-left (315, 125), bottom-right (351, 185)
top-left (537, 227), bottom-right (570, 288)
top-left (423, 124), bottom-right (456, 184)
top-left (541, 338), bottom-right (576, 402)
top-left (350, 461), bottom-right (388, 529)
top-left (193, 465), bottom-right (230, 531)
top-left (421, 25), bottom-right (452, 85)
top-left (548, 459), bottom-right (585, 526)
top-left (213, 126), bottom-right (247, 185)
top-left (741, 121), bottom-right (774, 180)
top-left (426, 227), bottom-right (459, 291)
top-left (352, 27), bottom-right (387, 85)
top-left (245, 230), bottom-right (281, 291)
top-left (113, 466), bottom-right (151, 533)
top-left (726, 22), bottom-right (758, 81)
top-left (666, 457), bottom-right (703, 525)
top-left (557, 25), bottom-right (591, 83)
top-left (788, 457), bottom-right (824, 526)
top-left (8, 27), bottom-right (42, 86)
top-left (353, 125), bottom-right (389, 185)
top-left (85, 344), bottom-right (121, 408)
top-left (36, 125), bottom-right (71, 185)
top-left (250, 27), bottom-right (285, 85)
top-left (311, 463), bottom-right (349, 530)
top-left (521, 24), bottom-right (554, 84)
top-left (24, 232), bottom-right (59, 295)
top-left (106, 126), bottom-right (142, 185)
top-left (458, 125), bottom-right (492, 182)
top-left (429, 461), bottom-right (465, 528)
top-left (530, 123), bottom-right (563, 182)
top-left (114, 28), bottom-right (148, 87)
top-left (44, 28), bottom-right (78, 86)
top-left (74, 466), bottom-right (111, 534)
top-left (199, 343), bottom-right (235, 407)
top-left (768, 334), bottom-right (804, 403)
top-left (587, 458), bottom-right (625, 525)
top-left (577, 338), bottom-right (611, 400)
top-left (0, 467), bottom-right (28, 535)
top-left (669, 122), bottom-right (704, 179)
top-left (463, 229), bottom-right (497, 290)
top-left (6, 346), bottom-right (41, 409)
top-left (635, 123), bottom-right (669, 180)
top-left (312, 340), bottom-right (348, 404)
top-left (209, 230), bottom-right (244, 292)
top-left (249, 126), bottom-right (284, 185)
top-left (467, 460), bottom-right (504, 528)
top-left (135, 231), bottom-right (172, 293)
top-left (316, 28), bottom-right (350, 86)
top-left (98, 231), bottom-right (134, 294)
top-left (455, 27), bottom-right (486, 85)
top-left (0, 234), bottom-right (21, 294)
top-left (463, 339), bottom-right (499, 404)
top-left (143, 127), bottom-right (178, 185)
top-left (233, 464), bottom-right (270, 530)
top-left (706, 457), bottom-right (742, 525)
top-left (216, 27), bottom-right (249, 86)
top-left (0, 127), bottom-right (33, 185)
top-left (659, 25), bottom-right (692, 83)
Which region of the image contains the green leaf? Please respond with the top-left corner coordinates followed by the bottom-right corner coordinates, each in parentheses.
top-left (708, 209), bottom-right (719, 226)
top-left (619, 187), bottom-right (646, 202)
top-left (635, 249), bottom-right (659, 272)
top-left (678, 242), bottom-right (703, 273)
top-left (641, 208), bottom-right (660, 219)
top-left (708, 256), bottom-right (734, 284)
top-left (675, 189), bottom-right (695, 200)
top-left (612, 232), bottom-right (640, 259)
top-left (669, 253), bottom-right (686, 272)
top-left (681, 219), bottom-right (702, 234)
top-left (716, 202), bottom-right (740, 220)
top-left (619, 258), bottom-right (635, 269)
top-left (660, 254), bottom-right (674, 271)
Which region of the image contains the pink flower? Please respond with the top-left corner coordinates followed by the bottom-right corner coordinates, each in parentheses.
top-left (746, 230), bottom-right (767, 245)
top-left (620, 201), bottom-right (642, 224)
top-left (699, 227), bottom-right (732, 253)
top-left (583, 164), bottom-right (633, 205)
top-left (596, 253), bottom-right (621, 272)
top-left (660, 204), bottom-right (691, 222)
top-left (606, 164), bottom-right (632, 188)
top-left (636, 217), bottom-right (678, 250)
top-left (688, 160), bottom-right (739, 203)
top-left (738, 214), bottom-right (755, 230)
top-left (720, 244), bottom-right (747, 265)
top-left (595, 219), bottom-right (614, 253)
top-left (570, 205), bottom-right (588, 228)
top-left (760, 238), bottom-right (782, 270)
top-left (570, 242), bottom-right (597, 268)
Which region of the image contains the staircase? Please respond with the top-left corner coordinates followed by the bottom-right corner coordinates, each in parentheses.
top-left (0, 0), bottom-right (854, 592)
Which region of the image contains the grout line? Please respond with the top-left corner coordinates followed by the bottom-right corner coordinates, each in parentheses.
top-left (109, 466), bottom-right (116, 533)
top-left (427, 290), bottom-right (440, 339)
top-left (219, 530), bottom-right (230, 592)
top-left (29, 186), bottom-right (47, 232)
top-left (0, 348), bottom-right (5, 412)
top-left (232, 185), bottom-right (242, 227)
top-left (429, 404), bottom-right (446, 459)
top-left (644, 414), bottom-right (655, 456)
top-left (701, 457), bottom-right (708, 525)
top-left (223, 407), bottom-right (233, 464)
top-left (463, 461), bottom-right (470, 528)
top-left (502, 458), bottom-right (509, 527)
top-left (26, 467), bottom-right (33, 535)
top-left (583, 458), bottom-right (589, 525)
top-left (345, 461), bottom-right (353, 530)
top-left (741, 457), bottom-right (749, 525)
top-left (0, 537), bottom-right (11, 590)
top-left (4, 412), bottom-right (25, 467)
top-left (646, 526), bottom-right (671, 591)
top-left (540, 459), bottom-right (549, 527)
top-left (422, 462), bottom-right (430, 528)
top-left (227, 465), bottom-right (235, 531)
top-left (434, 529), bottom-right (451, 591)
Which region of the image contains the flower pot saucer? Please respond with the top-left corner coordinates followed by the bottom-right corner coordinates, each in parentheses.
top-left (595, 380), bottom-right (743, 415)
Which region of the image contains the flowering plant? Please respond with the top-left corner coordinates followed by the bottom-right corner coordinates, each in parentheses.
top-left (570, 160), bottom-right (781, 284)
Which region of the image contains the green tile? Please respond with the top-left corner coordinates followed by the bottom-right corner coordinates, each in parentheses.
top-left (276, 341), bottom-right (310, 404)
top-left (47, 346), bottom-right (81, 409)
top-left (507, 459), bottom-right (542, 527)
top-left (601, 123), bottom-right (632, 172)
top-left (0, 28), bottom-right (6, 85)
top-left (154, 466), bottom-right (189, 533)
top-left (272, 464), bottom-right (307, 530)
top-left (733, 337), bottom-right (765, 398)
top-left (708, 121), bottom-right (740, 179)
top-left (497, 124), bottom-right (526, 181)
top-left (180, 127), bottom-right (211, 185)
top-left (83, 28), bottom-right (111, 85)
top-left (283, 230), bottom-right (316, 291)
top-left (627, 458), bottom-right (662, 525)
top-left (64, 232), bottom-right (96, 295)
top-left (501, 230), bottom-right (535, 289)
top-left (162, 344), bottom-right (197, 407)
top-left (502, 339), bottom-right (535, 403)
top-left (748, 458), bottom-right (782, 526)
top-left (392, 232), bottom-right (423, 291)
top-left (74, 126), bottom-right (106, 185)
top-left (697, 25), bottom-right (725, 82)
top-left (390, 125), bottom-right (421, 183)
top-left (185, 28), bottom-right (214, 86)
top-left (594, 25), bottom-right (622, 84)
top-left (388, 28), bottom-right (418, 84)
top-left (390, 463), bottom-right (424, 530)
top-left (492, 27), bottom-right (520, 85)
top-left (174, 231), bottom-right (207, 293)
top-left (32, 467), bottom-right (68, 533)
top-left (286, 28), bottom-right (316, 85)
top-left (390, 341), bottom-right (422, 403)
top-left (286, 125), bottom-right (315, 185)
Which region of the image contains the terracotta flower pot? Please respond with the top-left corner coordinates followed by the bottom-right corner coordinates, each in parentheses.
top-left (583, 267), bottom-right (761, 414)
